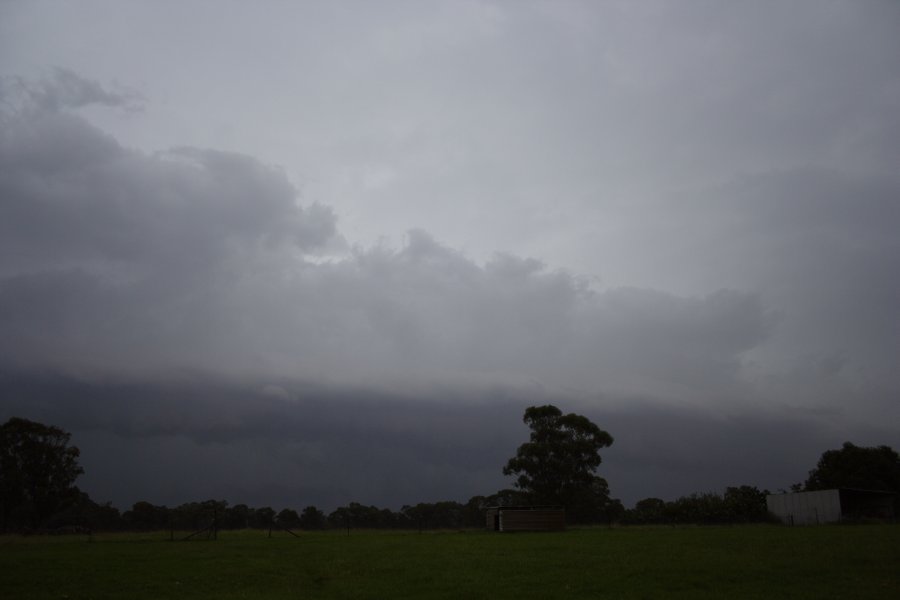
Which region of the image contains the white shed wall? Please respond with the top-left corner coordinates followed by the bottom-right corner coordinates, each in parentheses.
top-left (766, 490), bottom-right (842, 525)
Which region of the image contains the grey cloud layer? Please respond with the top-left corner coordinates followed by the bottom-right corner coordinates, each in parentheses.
top-left (0, 74), bottom-right (768, 404)
top-left (1, 371), bottom-right (870, 510)
top-left (2, 0), bottom-right (899, 511)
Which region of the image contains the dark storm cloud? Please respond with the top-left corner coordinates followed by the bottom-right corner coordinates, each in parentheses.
top-left (0, 72), bottom-right (338, 373)
top-left (0, 71), bottom-right (768, 401)
top-left (0, 82), bottom-right (333, 276)
top-left (3, 370), bottom-right (891, 510)
top-left (619, 167), bottom-right (900, 422)
top-left (0, 369), bottom-right (530, 508)
top-left (1, 67), bottom-right (897, 510)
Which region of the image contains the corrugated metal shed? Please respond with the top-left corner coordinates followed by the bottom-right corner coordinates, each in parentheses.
top-left (485, 506), bottom-right (566, 532)
top-left (767, 490), bottom-right (842, 525)
top-left (766, 489), bottom-right (897, 525)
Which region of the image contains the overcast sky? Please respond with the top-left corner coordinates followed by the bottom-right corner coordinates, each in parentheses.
top-left (1, 0), bottom-right (898, 512)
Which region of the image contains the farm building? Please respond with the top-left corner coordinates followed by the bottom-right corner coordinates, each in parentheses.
top-left (766, 489), bottom-right (896, 525)
top-left (485, 506), bottom-right (566, 532)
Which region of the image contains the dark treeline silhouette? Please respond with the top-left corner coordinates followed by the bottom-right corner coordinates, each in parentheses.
top-left (799, 442), bottom-right (900, 493)
top-left (622, 485), bottom-right (773, 526)
top-left (4, 487), bottom-right (769, 533)
top-left (19, 486), bottom-right (770, 532)
top-left (4, 416), bottom-right (898, 532)
top-left (22, 496), bottom-right (498, 533)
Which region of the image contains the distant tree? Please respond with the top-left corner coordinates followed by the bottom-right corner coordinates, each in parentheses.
top-left (43, 489), bottom-right (123, 531)
top-left (123, 501), bottom-right (171, 531)
top-left (804, 442), bottom-right (900, 492)
top-left (170, 502), bottom-right (195, 530)
top-left (622, 486), bottom-right (771, 526)
top-left (252, 506), bottom-right (276, 529)
top-left (83, 497), bottom-right (123, 531)
top-left (503, 405), bottom-right (613, 523)
top-left (400, 504), bottom-right (424, 529)
top-left (603, 498), bottom-right (626, 525)
top-left (481, 488), bottom-right (529, 508)
top-left (299, 505), bottom-right (326, 530)
top-left (464, 495), bottom-right (487, 527)
top-left (276, 508), bottom-right (301, 529)
top-left (222, 503), bottom-right (252, 529)
top-left (722, 486), bottom-right (769, 522)
top-left (567, 477), bottom-right (616, 523)
top-left (327, 505), bottom-right (352, 529)
top-left (401, 501), bottom-right (465, 530)
top-left (665, 492), bottom-right (726, 524)
top-left (0, 417), bottom-right (84, 531)
top-left (628, 497), bottom-right (667, 525)
top-left (170, 499), bottom-right (226, 530)
top-left (328, 502), bottom-right (399, 529)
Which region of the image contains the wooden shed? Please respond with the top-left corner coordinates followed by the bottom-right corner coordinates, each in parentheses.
top-left (485, 506), bottom-right (566, 532)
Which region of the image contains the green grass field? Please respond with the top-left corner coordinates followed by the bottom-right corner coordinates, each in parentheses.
top-left (2, 525), bottom-right (898, 599)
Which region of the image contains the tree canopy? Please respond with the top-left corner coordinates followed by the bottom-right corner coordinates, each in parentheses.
top-left (503, 405), bottom-right (614, 522)
top-left (804, 442), bottom-right (900, 492)
top-left (0, 417), bottom-right (84, 531)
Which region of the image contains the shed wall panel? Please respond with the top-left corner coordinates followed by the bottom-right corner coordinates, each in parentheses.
top-left (766, 490), bottom-right (841, 525)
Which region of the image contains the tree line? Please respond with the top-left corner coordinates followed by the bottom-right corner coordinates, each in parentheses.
top-left (3, 411), bottom-right (898, 533)
top-left (53, 497), bottom-right (492, 533)
top-left (622, 486), bottom-right (772, 525)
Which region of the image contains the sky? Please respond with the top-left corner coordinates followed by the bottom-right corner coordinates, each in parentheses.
top-left (1, 0), bottom-right (899, 512)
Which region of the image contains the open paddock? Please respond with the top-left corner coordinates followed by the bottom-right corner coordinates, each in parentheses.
top-left (2, 524), bottom-right (898, 599)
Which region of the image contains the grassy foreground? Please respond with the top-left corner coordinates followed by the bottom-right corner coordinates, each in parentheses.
top-left (1, 525), bottom-right (898, 599)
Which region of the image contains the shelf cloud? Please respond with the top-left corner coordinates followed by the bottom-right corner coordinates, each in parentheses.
top-left (1, 2), bottom-right (898, 510)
